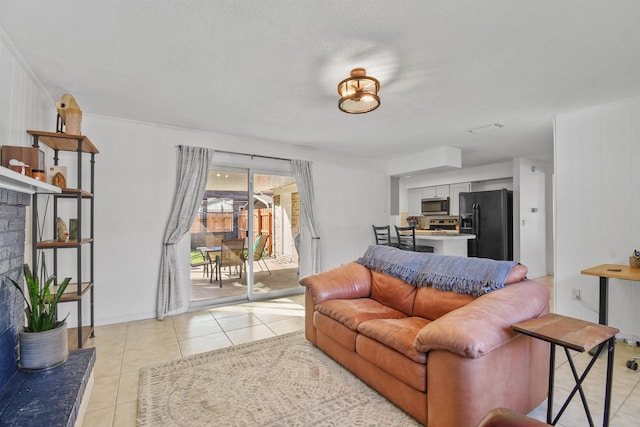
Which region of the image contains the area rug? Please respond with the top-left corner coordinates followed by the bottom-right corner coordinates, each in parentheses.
top-left (138, 331), bottom-right (420, 426)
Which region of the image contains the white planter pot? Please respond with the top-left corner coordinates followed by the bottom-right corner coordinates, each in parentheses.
top-left (19, 322), bottom-right (69, 371)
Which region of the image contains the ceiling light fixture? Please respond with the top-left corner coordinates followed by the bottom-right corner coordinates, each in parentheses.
top-left (468, 123), bottom-right (504, 134)
top-left (337, 68), bottom-right (380, 114)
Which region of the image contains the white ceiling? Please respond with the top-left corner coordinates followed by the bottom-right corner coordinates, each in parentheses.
top-left (2, 1), bottom-right (640, 168)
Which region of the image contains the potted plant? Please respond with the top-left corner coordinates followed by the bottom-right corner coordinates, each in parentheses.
top-left (9, 264), bottom-right (71, 371)
top-left (630, 250), bottom-right (640, 269)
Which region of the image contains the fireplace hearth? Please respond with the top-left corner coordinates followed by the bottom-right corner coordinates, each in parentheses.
top-left (0, 183), bottom-right (94, 426)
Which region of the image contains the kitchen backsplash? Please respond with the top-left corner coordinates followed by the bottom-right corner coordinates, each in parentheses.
top-left (401, 213), bottom-right (458, 229)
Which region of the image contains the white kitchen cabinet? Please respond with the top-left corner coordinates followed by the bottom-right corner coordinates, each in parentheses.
top-left (422, 185), bottom-right (450, 199)
top-left (408, 188), bottom-right (422, 216)
top-left (436, 185), bottom-right (450, 198)
top-left (449, 182), bottom-right (471, 216)
top-left (422, 186), bottom-right (436, 199)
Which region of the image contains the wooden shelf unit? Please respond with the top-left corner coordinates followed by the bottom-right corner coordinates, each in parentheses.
top-left (29, 130), bottom-right (97, 350)
top-left (53, 282), bottom-right (93, 302)
top-left (67, 326), bottom-right (94, 352)
top-left (35, 238), bottom-right (93, 248)
top-left (57, 188), bottom-right (94, 198)
top-left (26, 130), bottom-right (99, 154)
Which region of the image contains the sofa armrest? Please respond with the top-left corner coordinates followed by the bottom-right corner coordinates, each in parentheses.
top-left (415, 279), bottom-right (549, 358)
top-left (299, 262), bottom-right (372, 304)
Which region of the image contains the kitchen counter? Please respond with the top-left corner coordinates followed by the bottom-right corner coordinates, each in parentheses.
top-left (415, 229), bottom-right (472, 237)
top-left (413, 230), bottom-right (475, 256)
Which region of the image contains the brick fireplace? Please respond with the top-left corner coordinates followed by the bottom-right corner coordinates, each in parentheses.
top-left (0, 188), bottom-right (30, 390)
top-left (0, 182), bottom-right (95, 426)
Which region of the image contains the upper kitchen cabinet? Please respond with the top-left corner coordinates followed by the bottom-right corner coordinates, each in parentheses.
top-left (449, 182), bottom-right (471, 216)
top-left (408, 188), bottom-right (422, 216)
top-left (423, 185), bottom-right (450, 199)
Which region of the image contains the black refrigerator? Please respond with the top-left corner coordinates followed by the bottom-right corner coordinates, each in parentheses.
top-left (459, 189), bottom-right (513, 260)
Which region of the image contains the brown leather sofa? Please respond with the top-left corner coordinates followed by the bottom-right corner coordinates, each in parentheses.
top-left (477, 407), bottom-right (550, 427)
top-left (300, 261), bottom-right (550, 427)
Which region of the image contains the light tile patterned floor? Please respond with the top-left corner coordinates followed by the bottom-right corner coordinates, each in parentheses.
top-left (82, 294), bottom-right (305, 426)
top-left (82, 278), bottom-right (640, 426)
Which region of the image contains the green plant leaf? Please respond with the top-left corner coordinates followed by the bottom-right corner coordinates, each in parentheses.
top-left (9, 264), bottom-right (70, 333)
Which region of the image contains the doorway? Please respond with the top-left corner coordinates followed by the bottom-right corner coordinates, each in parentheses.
top-left (189, 167), bottom-right (301, 307)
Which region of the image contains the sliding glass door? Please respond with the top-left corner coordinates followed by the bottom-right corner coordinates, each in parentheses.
top-left (248, 172), bottom-right (300, 299)
top-left (189, 167), bottom-right (301, 307)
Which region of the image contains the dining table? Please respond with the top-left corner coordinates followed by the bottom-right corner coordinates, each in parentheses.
top-left (197, 244), bottom-right (248, 283)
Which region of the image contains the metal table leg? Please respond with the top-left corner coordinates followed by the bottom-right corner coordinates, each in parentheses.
top-left (599, 276), bottom-right (608, 325)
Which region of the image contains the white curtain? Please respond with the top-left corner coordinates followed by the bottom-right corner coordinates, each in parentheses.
top-left (291, 159), bottom-right (321, 277)
top-left (157, 146), bottom-right (213, 320)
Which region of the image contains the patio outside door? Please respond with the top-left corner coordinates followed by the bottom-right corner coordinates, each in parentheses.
top-left (189, 168), bottom-right (301, 307)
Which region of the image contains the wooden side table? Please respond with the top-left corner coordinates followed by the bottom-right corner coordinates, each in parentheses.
top-left (512, 313), bottom-right (619, 426)
top-left (581, 264), bottom-right (640, 325)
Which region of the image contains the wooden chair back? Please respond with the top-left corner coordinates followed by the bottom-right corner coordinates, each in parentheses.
top-left (394, 226), bottom-right (416, 251)
top-left (372, 225), bottom-right (393, 245)
top-left (220, 238), bottom-right (245, 267)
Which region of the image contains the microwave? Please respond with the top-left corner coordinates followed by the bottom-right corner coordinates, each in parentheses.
top-left (421, 197), bottom-right (449, 215)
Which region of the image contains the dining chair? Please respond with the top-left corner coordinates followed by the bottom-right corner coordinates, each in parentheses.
top-left (394, 225), bottom-right (417, 250)
top-left (394, 225), bottom-right (434, 253)
top-left (212, 238), bottom-right (245, 287)
top-left (205, 234), bottom-right (222, 249)
top-left (372, 225), bottom-right (396, 246)
top-left (202, 234), bottom-right (222, 266)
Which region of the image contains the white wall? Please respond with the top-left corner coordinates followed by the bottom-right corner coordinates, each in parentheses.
top-left (0, 31), bottom-right (56, 266)
top-left (81, 115), bottom-right (390, 324)
top-left (513, 158), bottom-right (550, 278)
top-left (555, 96), bottom-right (640, 340)
top-left (0, 33), bottom-right (53, 143)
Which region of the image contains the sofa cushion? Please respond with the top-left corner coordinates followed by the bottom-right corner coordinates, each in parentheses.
top-left (413, 286), bottom-right (474, 320)
top-left (357, 317), bottom-right (430, 363)
top-left (314, 312), bottom-right (358, 351)
top-left (315, 298), bottom-right (406, 331)
top-left (410, 264), bottom-right (527, 320)
top-left (356, 334), bottom-right (427, 392)
top-left (370, 270), bottom-right (417, 316)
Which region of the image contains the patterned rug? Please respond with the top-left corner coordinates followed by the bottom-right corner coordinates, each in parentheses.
top-left (138, 331), bottom-right (420, 426)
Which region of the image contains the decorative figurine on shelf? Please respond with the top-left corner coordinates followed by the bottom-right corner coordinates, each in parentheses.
top-left (69, 219), bottom-right (78, 240)
top-left (56, 93), bottom-right (82, 135)
top-left (52, 172), bottom-right (67, 190)
top-left (56, 217), bottom-right (69, 242)
top-left (630, 250), bottom-right (640, 268)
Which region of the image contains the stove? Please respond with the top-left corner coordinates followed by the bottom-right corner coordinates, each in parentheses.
top-left (428, 218), bottom-right (458, 231)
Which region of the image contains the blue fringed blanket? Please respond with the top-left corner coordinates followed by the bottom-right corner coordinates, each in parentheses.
top-left (357, 245), bottom-right (518, 297)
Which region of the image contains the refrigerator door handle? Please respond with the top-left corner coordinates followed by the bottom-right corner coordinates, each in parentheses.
top-left (473, 204), bottom-right (479, 238)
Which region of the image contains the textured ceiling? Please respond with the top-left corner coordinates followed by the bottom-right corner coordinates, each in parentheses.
top-left (1, 1), bottom-right (640, 167)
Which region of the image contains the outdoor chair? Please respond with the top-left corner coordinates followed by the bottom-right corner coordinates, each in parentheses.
top-left (213, 238), bottom-right (245, 287)
top-left (247, 233), bottom-right (271, 275)
top-left (190, 250), bottom-right (210, 278)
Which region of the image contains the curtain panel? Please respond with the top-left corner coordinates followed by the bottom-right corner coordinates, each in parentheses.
top-left (157, 146), bottom-right (213, 320)
top-left (291, 159), bottom-right (321, 277)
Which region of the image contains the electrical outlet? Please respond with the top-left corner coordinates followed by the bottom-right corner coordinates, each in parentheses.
top-left (572, 289), bottom-right (581, 300)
